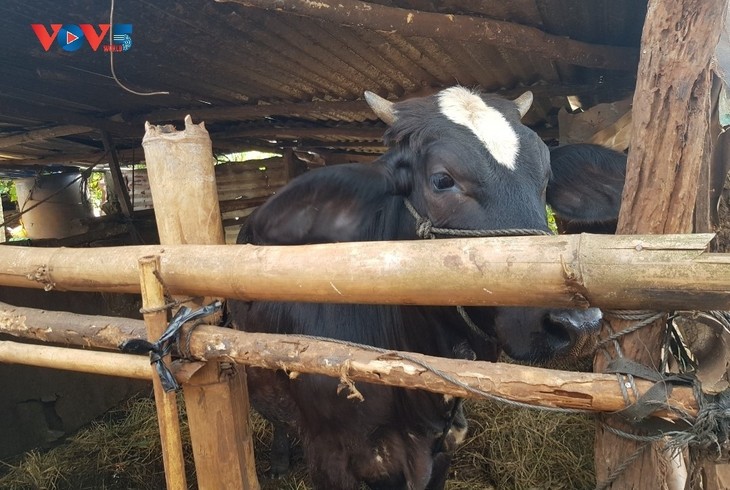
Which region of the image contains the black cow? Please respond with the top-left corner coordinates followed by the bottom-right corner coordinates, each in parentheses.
top-left (229, 87), bottom-right (620, 489)
top-left (547, 143), bottom-right (627, 234)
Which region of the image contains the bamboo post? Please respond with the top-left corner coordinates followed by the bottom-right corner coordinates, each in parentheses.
top-left (139, 256), bottom-right (188, 490)
top-left (594, 0), bottom-right (729, 488)
top-left (142, 115), bottom-right (225, 250)
top-left (142, 116), bottom-right (259, 490)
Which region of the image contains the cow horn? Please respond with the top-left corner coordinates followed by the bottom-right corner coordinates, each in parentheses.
top-left (364, 91), bottom-right (397, 125)
top-left (514, 91), bottom-right (533, 118)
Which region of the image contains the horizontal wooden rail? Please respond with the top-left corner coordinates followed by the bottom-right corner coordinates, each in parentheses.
top-left (0, 234), bottom-right (728, 310)
top-left (0, 341), bottom-right (151, 379)
top-left (0, 302), bottom-right (699, 419)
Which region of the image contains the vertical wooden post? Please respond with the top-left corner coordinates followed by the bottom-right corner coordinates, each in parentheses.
top-left (102, 131), bottom-right (141, 244)
top-left (695, 77), bottom-right (723, 236)
top-left (283, 147), bottom-right (304, 182)
top-left (594, 0), bottom-right (728, 488)
top-left (102, 131), bottom-right (135, 220)
top-left (138, 255), bottom-right (188, 490)
top-left (142, 115), bottom-right (260, 490)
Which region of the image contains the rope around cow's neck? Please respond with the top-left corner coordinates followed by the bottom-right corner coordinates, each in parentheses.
top-left (403, 197), bottom-right (550, 343)
top-left (402, 198), bottom-right (551, 239)
top-left (403, 197), bottom-right (553, 453)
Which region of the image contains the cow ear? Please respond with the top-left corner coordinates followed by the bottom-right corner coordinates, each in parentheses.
top-left (241, 162), bottom-right (395, 245)
top-left (546, 144), bottom-right (626, 233)
top-left (379, 147), bottom-right (413, 196)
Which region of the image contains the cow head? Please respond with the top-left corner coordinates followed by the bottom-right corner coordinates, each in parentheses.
top-left (366, 88), bottom-right (616, 362)
top-left (367, 88), bottom-right (551, 234)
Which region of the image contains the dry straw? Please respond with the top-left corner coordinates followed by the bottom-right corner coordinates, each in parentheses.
top-left (0, 393), bottom-right (596, 490)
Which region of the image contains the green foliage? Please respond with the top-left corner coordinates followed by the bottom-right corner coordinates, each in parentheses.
top-left (546, 205), bottom-right (558, 234)
top-left (86, 172), bottom-right (105, 211)
top-left (0, 180), bottom-right (17, 203)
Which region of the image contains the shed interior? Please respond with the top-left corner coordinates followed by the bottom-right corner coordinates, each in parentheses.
top-left (0, 0), bottom-right (648, 243)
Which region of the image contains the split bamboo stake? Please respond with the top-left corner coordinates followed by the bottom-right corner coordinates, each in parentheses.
top-left (139, 255), bottom-right (188, 490)
top-left (0, 233), bottom-right (728, 310)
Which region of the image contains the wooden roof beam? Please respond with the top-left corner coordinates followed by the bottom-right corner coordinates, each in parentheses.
top-left (0, 97), bottom-right (143, 139)
top-left (215, 125), bottom-right (385, 140)
top-left (1, 147), bottom-right (141, 167)
top-left (140, 100), bottom-right (371, 124)
top-left (219, 0), bottom-right (638, 71)
top-left (135, 81), bottom-right (633, 125)
top-left (0, 125), bottom-right (93, 149)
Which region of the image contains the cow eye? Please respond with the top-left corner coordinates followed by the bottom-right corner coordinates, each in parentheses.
top-left (431, 172), bottom-right (455, 190)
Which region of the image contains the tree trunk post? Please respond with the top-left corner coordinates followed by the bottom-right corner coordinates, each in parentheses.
top-left (594, 0), bottom-right (729, 488)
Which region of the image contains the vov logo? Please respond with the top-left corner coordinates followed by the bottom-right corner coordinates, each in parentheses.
top-left (31, 24), bottom-right (133, 52)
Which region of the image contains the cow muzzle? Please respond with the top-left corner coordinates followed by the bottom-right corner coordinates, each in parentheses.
top-left (543, 307), bottom-right (602, 359)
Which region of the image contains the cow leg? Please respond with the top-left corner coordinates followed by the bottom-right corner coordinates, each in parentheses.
top-left (269, 422), bottom-right (291, 477)
top-left (245, 367), bottom-right (300, 477)
top-left (306, 438), bottom-right (361, 490)
top-left (424, 452), bottom-right (452, 490)
top-left (310, 471), bottom-right (360, 490)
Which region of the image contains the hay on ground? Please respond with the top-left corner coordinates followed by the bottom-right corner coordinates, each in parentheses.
top-left (0, 389), bottom-right (595, 490)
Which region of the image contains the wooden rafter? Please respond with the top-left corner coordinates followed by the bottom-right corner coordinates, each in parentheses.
top-left (0, 125), bottom-right (92, 149)
top-left (136, 81), bottom-right (634, 126)
top-left (294, 140), bottom-right (385, 149)
top-left (140, 100), bottom-right (371, 124)
top-left (101, 131), bottom-right (135, 220)
top-left (216, 125), bottom-right (385, 140)
top-left (220, 0), bottom-right (639, 71)
top-left (0, 97), bottom-right (142, 138)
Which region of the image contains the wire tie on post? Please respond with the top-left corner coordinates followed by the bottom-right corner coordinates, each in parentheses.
top-left (120, 300), bottom-right (223, 392)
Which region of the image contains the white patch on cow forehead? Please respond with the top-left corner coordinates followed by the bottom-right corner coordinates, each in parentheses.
top-left (437, 87), bottom-right (519, 170)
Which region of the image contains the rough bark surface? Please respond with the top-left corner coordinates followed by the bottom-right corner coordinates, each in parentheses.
top-left (0, 312), bottom-right (701, 419)
top-left (595, 1), bottom-right (729, 489)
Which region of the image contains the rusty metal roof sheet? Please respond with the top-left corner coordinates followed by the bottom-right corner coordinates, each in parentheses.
top-left (0, 0), bottom-right (644, 167)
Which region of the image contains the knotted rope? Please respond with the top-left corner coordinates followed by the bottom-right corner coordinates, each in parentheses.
top-left (121, 300), bottom-right (223, 392)
top-left (403, 199), bottom-right (730, 488)
top-left (595, 310), bottom-right (730, 490)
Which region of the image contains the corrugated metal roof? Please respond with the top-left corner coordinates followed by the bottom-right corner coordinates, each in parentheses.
top-left (0, 0), bottom-right (643, 167)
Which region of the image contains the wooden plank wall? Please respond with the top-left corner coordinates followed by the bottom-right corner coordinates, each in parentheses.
top-left (122, 157), bottom-right (287, 243)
